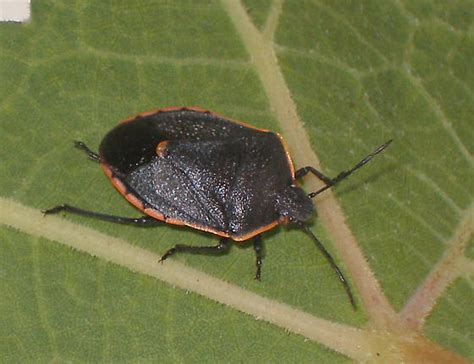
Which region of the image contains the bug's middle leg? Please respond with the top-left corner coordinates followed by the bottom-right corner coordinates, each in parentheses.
top-left (159, 237), bottom-right (230, 262)
top-left (253, 235), bottom-right (264, 280)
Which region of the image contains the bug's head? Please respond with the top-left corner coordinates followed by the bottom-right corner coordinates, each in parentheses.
top-left (275, 185), bottom-right (314, 223)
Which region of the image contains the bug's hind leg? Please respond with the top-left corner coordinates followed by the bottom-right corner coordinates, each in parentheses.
top-left (74, 141), bottom-right (100, 162)
top-left (159, 237), bottom-right (230, 262)
top-left (43, 204), bottom-right (161, 227)
top-left (253, 235), bottom-right (264, 280)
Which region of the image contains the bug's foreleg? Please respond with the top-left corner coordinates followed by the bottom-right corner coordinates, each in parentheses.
top-left (43, 204), bottom-right (161, 227)
top-left (159, 237), bottom-right (230, 262)
top-left (253, 235), bottom-right (264, 280)
top-left (295, 166), bottom-right (333, 185)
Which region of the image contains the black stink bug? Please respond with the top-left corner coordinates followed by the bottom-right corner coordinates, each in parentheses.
top-left (44, 106), bottom-right (392, 308)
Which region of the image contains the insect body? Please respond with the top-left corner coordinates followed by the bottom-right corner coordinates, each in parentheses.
top-left (45, 106), bottom-right (391, 308)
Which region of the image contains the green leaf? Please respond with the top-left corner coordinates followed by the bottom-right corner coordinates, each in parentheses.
top-left (1, 0), bottom-right (472, 362)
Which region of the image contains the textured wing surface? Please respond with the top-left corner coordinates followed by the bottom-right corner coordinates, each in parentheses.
top-left (125, 153), bottom-right (229, 232)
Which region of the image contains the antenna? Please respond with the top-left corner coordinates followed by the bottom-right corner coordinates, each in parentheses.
top-left (298, 223), bottom-right (356, 309)
top-left (309, 139), bottom-right (392, 198)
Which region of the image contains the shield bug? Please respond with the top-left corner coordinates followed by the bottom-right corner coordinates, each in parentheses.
top-left (44, 106), bottom-right (392, 308)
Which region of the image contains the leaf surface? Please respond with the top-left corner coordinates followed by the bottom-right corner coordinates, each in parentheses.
top-left (1, 0), bottom-right (472, 362)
